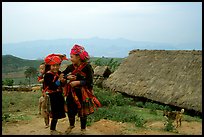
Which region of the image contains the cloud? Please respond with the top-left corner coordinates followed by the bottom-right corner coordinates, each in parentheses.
top-left (2, 2), bottom-right (202, 45)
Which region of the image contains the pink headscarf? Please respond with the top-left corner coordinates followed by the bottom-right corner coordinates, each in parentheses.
top-left (70, 44), bottom-right (90, 61)
top-left (44, 54), bottom-right (68, 65)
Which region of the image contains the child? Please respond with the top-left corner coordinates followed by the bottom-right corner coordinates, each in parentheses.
top-left (38, 92), bottom-right (50, 128)
top-left (38, 62), bottom-right (45, 84)
top-left (37, 63), bottom-right (50, 128)
top-left (62, 44), bottom-right (101, 135)
top-left (43, 54), bottom-right (68, 135)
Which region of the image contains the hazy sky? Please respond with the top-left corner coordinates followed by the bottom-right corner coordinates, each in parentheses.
top-left (2, 2), bottom-right (202, 45)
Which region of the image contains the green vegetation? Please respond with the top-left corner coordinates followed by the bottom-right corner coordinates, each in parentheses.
top-left (2, 55), bottom-right (42, 85)
top-left (2, 91), bottom-right (41, 124)
top-left (164, 120), bottom-right (176, 132)
top-left (2, 55), bottom-right (123, 85)
top-left (91, 57), bottom-right (122, 72)
top-left (2, 55), bottom-right (43, 73)
top-left (87, 87), bottom-right (160, 127)
top-left (24, 66), bottom-right (38, 86)
top-left (1, 55), bottom-right (202, 130)
top-left (2, 86), bottom-right (202, 130)
top-left (3, 79), bottom-right (14, 86)
top-left (86, 86), bottom-right (202, 127)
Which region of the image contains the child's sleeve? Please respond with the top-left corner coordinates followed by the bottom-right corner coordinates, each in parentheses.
top-left (44, 73), bottom-right (59, 90)
top-left (38, 75), bottom-right (44, 83)
top-left (80, 64), bottom-right (94, 88)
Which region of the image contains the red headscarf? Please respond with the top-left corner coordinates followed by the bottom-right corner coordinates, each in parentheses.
top-left (70, 44), bottom-right (90, 61)
top-left (44, 54), bottom-right (68, 65)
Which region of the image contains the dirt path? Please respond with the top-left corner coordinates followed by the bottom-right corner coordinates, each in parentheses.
top-left (2, 114), bottom-right (202, 135)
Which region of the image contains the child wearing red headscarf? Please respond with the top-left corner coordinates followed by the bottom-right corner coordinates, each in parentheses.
top-left (43, 54), bottom-right (68, 135)
top-left (62, 44), bottom-right (101, 135)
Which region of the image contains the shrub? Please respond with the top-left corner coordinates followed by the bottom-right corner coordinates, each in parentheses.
top-left (93, 86), bottom-right (135, 107)
top-left (93, 58), bottom-right (121, 72)
top-left (135, 101), bottom-right (144, 108)
top-left (87, 105), bottom-right (145, 127)
top-left (4, 79), bottom-right (14, 86)
top-left (164, 120), bottom-right (175, 132)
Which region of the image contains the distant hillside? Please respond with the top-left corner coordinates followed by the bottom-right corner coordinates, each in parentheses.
top-left (3, 37), bottom-right (200, 60)
top-left (2, 54), bottom-right (123, 85)
top-left (2, 54), bottom-right (123, 75)
top-left (2, 55), bottom-right (43, 73)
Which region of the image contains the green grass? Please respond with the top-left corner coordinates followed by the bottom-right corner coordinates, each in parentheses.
top-left (87, 86), bottom-right (202, 127)
top-left (2, 86), bottom-right (202, 129)
top-left (2, 91), bottom-right (41, 113)
top-left (183, 114), bottom-right (202, 122)
top-left (87, 105), bottom-right (145, 127)
top-left (2, 90), bottom-right (41, 125)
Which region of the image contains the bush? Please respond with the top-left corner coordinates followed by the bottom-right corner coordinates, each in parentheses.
top-left (88, 105), bottom-right (145, 127)
top-left (4, 79), bottom-right (14, 86)
top-left (164, 120), bottom-right (175, 132)
top-left (93, 58), bottom-right (122, 72)
top-left (2, 113), bottom-right (11, 122)
top-left (93, 86), bottom-right (134, 107)
top-left (144, 101), bottom-right (172, 111)
top-left (135, 101), bottom-right (144, 108)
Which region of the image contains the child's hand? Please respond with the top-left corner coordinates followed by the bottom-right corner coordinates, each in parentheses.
top-left (38, 79), bottom-right (44, 83)
top-left (59, 73), bottom-right (66, 81)
top-left (67, 75), bottom-right (77, 81)
top-left (42, 92), bottom-right (47, 97)
top-left (69, 81), bottom-right (80, 87)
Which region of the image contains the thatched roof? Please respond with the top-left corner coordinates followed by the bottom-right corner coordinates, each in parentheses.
top-left (103, 50), bottom-right (202, 113)
top-left (94, 66), bottom-right (112, 78)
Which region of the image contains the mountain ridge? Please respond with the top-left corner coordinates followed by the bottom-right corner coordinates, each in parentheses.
top-left (2, 37), bottom-right (201, 60)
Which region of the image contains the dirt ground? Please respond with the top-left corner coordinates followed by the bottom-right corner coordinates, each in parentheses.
top-left (2, 113), bottom-right (202, 135)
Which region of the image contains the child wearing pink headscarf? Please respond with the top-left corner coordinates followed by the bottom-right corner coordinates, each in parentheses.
top-left (62, 44), bottom-right (101, 135)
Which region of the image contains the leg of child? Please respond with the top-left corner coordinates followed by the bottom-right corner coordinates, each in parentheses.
top-left (80, 116), bottom-right (87, 135)
top-left (44, 114), bottom-right (49, 128)
top-left (38, 96), bottom-right (43, 115)
top-left (65, 115), bottom-right (75, 134)
top-left (50, 118), bottom-right (62, 135)
top-left (50, 118), bottom-right (58, 130)
top-left (68, 115), bottom-right (76, 127)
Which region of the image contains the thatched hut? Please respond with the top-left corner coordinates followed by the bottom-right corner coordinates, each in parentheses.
top-left (94, 66), bottom-right (112, 78)
top-left (103, 50), bottom-right (202, 113)
top-left (94, 66), bottom-right (112, 87)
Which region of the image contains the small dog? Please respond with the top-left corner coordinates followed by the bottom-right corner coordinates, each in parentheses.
top-left (163, 109), bottom-right (185, 128)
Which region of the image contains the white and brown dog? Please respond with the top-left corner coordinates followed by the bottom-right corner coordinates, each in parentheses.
top-left (163, 109), bottom-right (185, 128)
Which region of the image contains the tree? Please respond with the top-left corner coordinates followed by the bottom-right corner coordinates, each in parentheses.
top-left (4, 79), bottom-right (14, 86)
top-left (95, 58), bottom-right (103, 66)
top-left (24, 67), bottom-right (38, 86)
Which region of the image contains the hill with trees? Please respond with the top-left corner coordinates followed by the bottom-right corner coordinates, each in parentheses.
top-left (2, 54), bottom-right (123, 85)
top-left (2, 55), bottom-right (43, 73)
